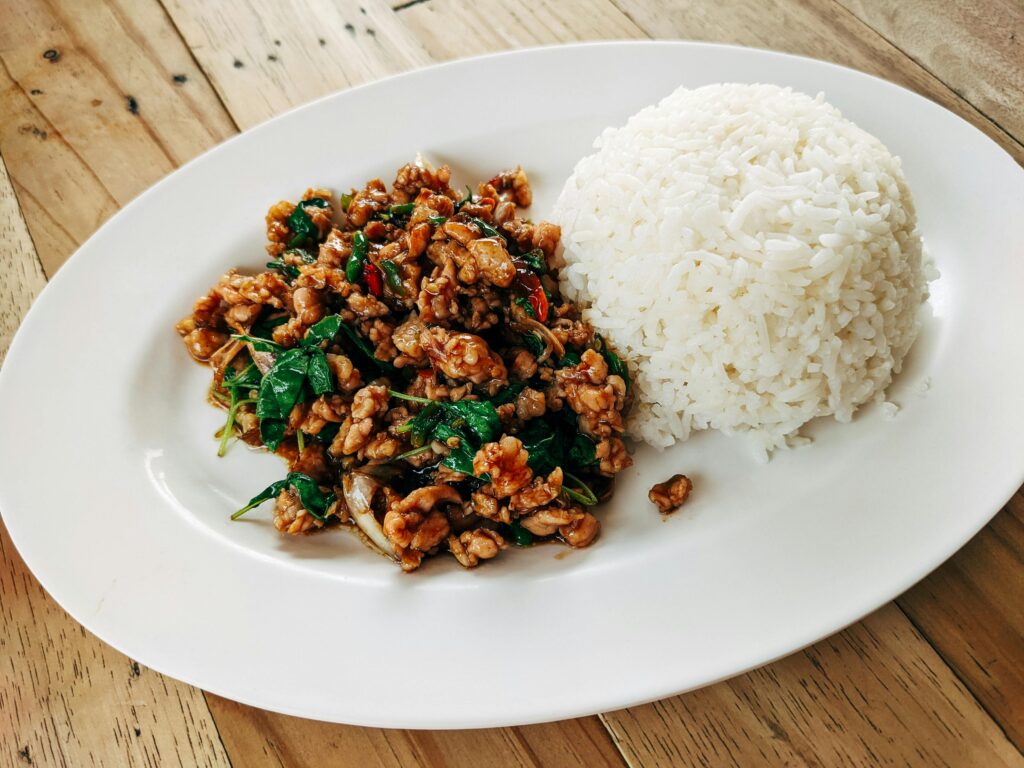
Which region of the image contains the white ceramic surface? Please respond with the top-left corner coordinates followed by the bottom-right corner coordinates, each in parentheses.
top-left (1, 42), bottom-right (1022, 729)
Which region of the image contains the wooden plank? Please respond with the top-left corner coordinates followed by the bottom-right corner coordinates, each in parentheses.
top-left (205, 694), bottom-right (625, 768)
top-left (836, 0), bottom-right (1024, 146)
top-left (0, 156), bottom-right (231, 768)
top-left (602, 604), bottom-right (1023, 768)
top-left (604, 0), bottom-right (1023, 163)
top-left (0, 0), bottom-right (236, 275)
top-left (897, 495), bottom-right (1024, 748)
top-left (0, 155), bottom-right (46, 367)
top-left (161, 0), bottom-right (433, 130)
top-left (394, 0), bottom-right (645, 56)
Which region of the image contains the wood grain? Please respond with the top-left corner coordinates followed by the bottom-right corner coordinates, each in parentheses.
top-left (604, 0), bottom-right (1023, 163)
top-left (0, 519), bottom-right (232, 768)
top-left (395, 0), bottom-right (645, 57)
top-left (602, 604), bottom-right (1023, 768)
top-left (206, 695), bottom-right (625, 768)
top-left (162, 0), bottom-right (432, 130)
top-left (0, 159), bottom-right (230, 768)
top-left (0, 155), bottom-right (45, 367)
top-left (837, 0), bottom-right (1024, 145)
top-left (897, 494), bottom-right (1024, 748)
top-left (0, 0), bottom-right (236, 275)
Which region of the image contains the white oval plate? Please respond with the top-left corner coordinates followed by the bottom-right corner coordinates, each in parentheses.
top-left (2, 42), bottom-right (1023, 729)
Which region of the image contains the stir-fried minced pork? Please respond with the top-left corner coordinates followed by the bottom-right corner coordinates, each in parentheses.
top-left (177, 161), bottom-right (634, 571)
top-left (648, 474), bottom-right (693, 514)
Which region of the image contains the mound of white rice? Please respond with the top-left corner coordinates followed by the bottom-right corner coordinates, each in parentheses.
top-left (553, 83), bottom-right (929, 456)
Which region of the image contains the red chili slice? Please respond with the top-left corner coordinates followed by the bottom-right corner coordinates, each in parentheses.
top-left (364, 262), bottom-right (384, 297)
top-left (513, 262), bottom-right (549, 322)
top-left (528, 285), bottom-right (549, 322)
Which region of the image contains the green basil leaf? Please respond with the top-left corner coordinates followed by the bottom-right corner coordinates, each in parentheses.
top-left (286, 198), bottom-right (328, 249)
top-left (259, 418), bottom-right (286, 452)
top-left (338, 320), bottom-right (397, 376)
top-left (230, 471), bottom-right (335, 521)
top-left (559, 350), bottom-right (582, 368)
top-left (232, 478), bottom-right (288, 519)
top-left (396, 402), bottom-right (442, 447)
top-left (314, 422), bottom-right (340, 444)
top-left (508, 521), bottom-right (533, 547)
top-left (435, 423), bottom-right (477, 475)
top-left (595, 334), bottom-right (630, 391)
top-left (266, 259), bottom-right (300, 280)
top-left (345, 230), bottom-right (369, 283)
top-left (256, 348), bottom-right (309, 420)
top-left (306, 350), bottom-right (333, 395)
top-left (443, 400), bottom-right (500, 445)
top-left (516, 418), bottom-right (562, 475)
top-left (513, 296), bottom-right (537, 320)
top-left (521, 332), bottom-right (546, 358)
top-left (301, 314), bottom-right (343, 348)
top-left (232, 334), bottom-right (284, 354)
top-left (562, 470), bottom-right (599, 506)
top-left (454, 185), bottom-right (473, 212)
top-left (518, 249), bottom-right (547, 274)
top-left (469, 217), bottom-right (503, 240)
top-left (491, 382), bottom-right (525, 406)
top-left (568, 433), bottom-right (597, 468)
top-left (250, 313), bottom-right (288, 339)
top-left (285, 472), bottom-right (336, 521)
top-left (222, 362), bottom-right (261, 392)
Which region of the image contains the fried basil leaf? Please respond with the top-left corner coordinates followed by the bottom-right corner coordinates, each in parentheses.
top-left (568, 433), bottom-right (598, 468)
top-left (442, 400), bottom-right (500, 444)
top-left (559, 350), bottom-right (582, 368)
top-left (305, 350), bottom-right (333, 395)
top-left (232, 478), bottom-right (288, 519)
top-left (256, 348), bottom-right (309, 421)
top-left (286, 472), bottom-right (336, 520)
top-left (518, 249), bottom-right (547, 274)
top-left (231, 472), bottom-right (335, 521)
top-left (232, 334), bottom-right (284, 354)
top-left (516, 418), bottom-right (563, 475)
top-left (286, 198), bottom-right (329, 249)
top-left (302, 314), bottom-right (343, 348)
top-left (258, 418), bottom-right (287, 452)
top-left (222, 362), bottom-right (261, 392)
top-left (266, 259), bottom-right (300, 280)
top-left (314, 422), bottom-right (340, 444)
top-left (396, 402), bottom-right (442, 447)
top-left (434, 423), bottom-right (477, 475)
top-left (595, 334), bottom-right (630, 391)
top-left (491, 382), bottom-right (525, 406)
top-left (337, 320), bottom-right (397, 376)
top-left (521, 332), bottom-right (546, 358)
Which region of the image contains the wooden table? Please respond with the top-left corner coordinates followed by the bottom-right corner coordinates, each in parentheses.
top-left (1, 1), bottom-right (1021, 765)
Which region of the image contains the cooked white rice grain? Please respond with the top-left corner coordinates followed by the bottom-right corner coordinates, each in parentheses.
top-left (553, 83), bottom-right (929, 456)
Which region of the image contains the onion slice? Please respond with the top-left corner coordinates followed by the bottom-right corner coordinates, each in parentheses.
top-left (519, 317), bottom-right (565, 362)
top-left (247, 346), bottom-right (277, 376)
top-left (342, 472), bottom-right (397, 558)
